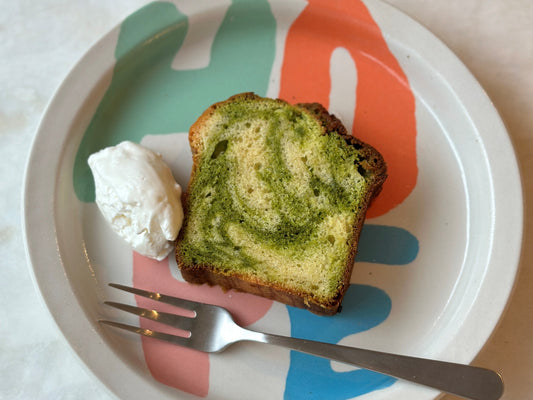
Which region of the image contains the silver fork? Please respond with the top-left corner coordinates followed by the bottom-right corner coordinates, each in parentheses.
top-left (100, 283), bottom-right (503, 400)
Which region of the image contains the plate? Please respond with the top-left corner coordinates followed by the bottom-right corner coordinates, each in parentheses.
top-left (23, 0), bottom-right (523, 399)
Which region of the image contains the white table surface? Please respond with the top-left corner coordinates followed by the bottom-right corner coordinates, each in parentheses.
top-left (1, 1), bottom-right (531, 399)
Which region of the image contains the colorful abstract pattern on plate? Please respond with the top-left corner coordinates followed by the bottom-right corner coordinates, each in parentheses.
top-left (74, 0), bottom-right (419, 398)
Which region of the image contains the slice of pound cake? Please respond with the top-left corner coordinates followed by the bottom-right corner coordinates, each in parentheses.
top-left (175, 93), bottom-right (387, 315)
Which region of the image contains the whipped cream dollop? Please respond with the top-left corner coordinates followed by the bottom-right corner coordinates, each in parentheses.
top-left (88, 141), bottom-right (184, 261)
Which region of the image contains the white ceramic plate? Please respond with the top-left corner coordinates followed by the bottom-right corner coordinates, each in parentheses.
top-left (23, 1), bottom-right (523, 399)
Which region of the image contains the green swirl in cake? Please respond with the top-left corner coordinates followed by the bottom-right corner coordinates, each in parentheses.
top-left (176, 93), bottom-right (386, 311)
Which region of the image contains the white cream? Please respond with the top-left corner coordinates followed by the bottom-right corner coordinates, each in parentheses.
top-left (88, 141), bottom-right (184, 261)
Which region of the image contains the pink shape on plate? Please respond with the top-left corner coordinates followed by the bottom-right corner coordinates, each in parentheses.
top-left (132, 252), bottom-right (273, 396)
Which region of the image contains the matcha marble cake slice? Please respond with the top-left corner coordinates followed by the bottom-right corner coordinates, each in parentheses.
top-left (175, 93), bottom-right (386, 315)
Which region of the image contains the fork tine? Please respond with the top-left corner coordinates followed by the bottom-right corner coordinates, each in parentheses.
top-left (99, 320), bottom-right (191, 347)
top-left (104, 301), bottom-right (195, 331)
top-left (109, 283), bottom-right (201, 312)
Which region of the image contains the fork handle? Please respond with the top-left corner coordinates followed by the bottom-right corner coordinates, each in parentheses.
top-left (248, 331), bottom-right (503, 400)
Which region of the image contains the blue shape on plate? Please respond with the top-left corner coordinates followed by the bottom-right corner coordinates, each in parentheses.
top-left (284, 285), bottom-right (396, 399)
top-left (356, 224), bottom-right (419, 265)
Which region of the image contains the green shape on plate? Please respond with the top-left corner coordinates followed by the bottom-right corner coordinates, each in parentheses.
top-left (73, 0), bottom-right (277, 202)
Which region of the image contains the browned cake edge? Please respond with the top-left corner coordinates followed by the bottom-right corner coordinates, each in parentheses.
top-left (176, 93), bottom-right (387, 316)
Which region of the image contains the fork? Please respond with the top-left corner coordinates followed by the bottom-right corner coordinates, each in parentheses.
top-left (100, 283), bottom-right (503, 400)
